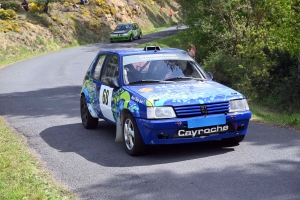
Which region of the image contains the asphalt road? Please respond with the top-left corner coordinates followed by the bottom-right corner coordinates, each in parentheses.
top-left (0, 26), bottom-right (299, 200)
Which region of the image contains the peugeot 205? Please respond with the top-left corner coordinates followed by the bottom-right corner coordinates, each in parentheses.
top-left (109, 22), bottom-right (142, 43)
top-left (80, 46), bottom-right (252, 156)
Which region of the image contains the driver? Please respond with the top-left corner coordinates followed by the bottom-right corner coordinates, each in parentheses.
top-left (148, 61), bottom-right (169, 80)
top-left (125, 64), bottom-right (140, 83)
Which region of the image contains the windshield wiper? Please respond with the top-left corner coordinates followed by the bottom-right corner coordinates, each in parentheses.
top-left (164, 77), bottom-right (206, 81)
top-left (129, 79), bottom-right (174, 84)
top-left (164, 77), bottom-right (193, 81)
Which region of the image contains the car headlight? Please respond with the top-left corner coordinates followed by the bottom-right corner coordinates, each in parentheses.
top-left (123, 33), bottom-right (128, 36)
top-left (147, 107), bottom-right (176, 119)
top-left (229, 99), bottom-right (249, 112)
top-left (110, 34), bottom-right (116, 36)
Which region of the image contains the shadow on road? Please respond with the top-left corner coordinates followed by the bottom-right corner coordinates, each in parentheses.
top-left (39, 121), bottom-right (234, 167)
top-left (74, 159), bottom-right (300, 200)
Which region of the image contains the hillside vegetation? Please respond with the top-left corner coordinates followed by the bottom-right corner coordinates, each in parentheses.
top-left (0, 0), bottom-right (180, 66)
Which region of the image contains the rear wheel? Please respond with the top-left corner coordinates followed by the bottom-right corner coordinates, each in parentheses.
top-left (138, 33), bottom-right (142, 39)
top-left (123, 113), bottom-right (146, 156)
top-left (222, 135), bottom-right (245, 145)
top-left (80, 95), bottom-right (98, 129)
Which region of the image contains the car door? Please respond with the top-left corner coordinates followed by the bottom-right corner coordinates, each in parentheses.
top-left (132, 23), bottom-right (138, 38)
top-left (89, 54), bottom-right (106, 117)
top-left (98, 54), bottom-right (120, 123)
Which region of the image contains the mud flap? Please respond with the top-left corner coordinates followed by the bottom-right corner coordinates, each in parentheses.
top-left (115, 116), bottom-right (123, 142)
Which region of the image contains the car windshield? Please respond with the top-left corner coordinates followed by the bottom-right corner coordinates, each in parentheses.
top-left (123, 53), bottom-right (207, 85)
top-left (115, 24), bottom-right (132, 31)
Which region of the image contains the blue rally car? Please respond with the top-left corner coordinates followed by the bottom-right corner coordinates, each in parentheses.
top-left (80, 46), bottom-right (252, 156)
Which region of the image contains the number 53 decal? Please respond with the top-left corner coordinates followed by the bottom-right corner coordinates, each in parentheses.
top-left (102, 89), bottom-right (109, 105)
top-left (99, 85), bottom-right (114, 122)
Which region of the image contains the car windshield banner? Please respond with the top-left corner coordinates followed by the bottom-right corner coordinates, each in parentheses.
top-left (123, 53), bottom-right (194, 65)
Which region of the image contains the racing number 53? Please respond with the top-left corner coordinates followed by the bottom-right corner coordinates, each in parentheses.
top-left (102, 89), bottom-right (109, 105)
top-left (99, 85), bottom-right (115, 122)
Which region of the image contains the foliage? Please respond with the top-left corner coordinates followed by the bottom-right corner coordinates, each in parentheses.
top-left (255, 47), bottom-right (300, 110)
top-left (202, 49), bottom-right (252, 94)
top-left (110, 7), bottom-right (116, 15)
top-left (1, 1), bottom-right (21, 12)
top-left (0, 20), bottom-right (20, 32)
top-left (92, 0), bottom-right (107, 6)
top-left (91, 7), bottom-right (105, 17)
top-left (180, 0), bottom-right (300, 60)
top-left (28, 2), bottom-right (44, 12)
top-left (0, 9), bottom-right (17, 20)
top-left (88, 18), bottom-right (102, 34)
top-left (35, 0), bottom-right (65, 12)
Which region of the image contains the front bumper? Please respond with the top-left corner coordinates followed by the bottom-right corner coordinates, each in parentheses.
top-left (135, 111), bottom-right (252, 145)
top-left (110, 35), bottom-right (130, 42)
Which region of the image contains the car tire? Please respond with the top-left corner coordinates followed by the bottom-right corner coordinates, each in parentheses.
top-left (138, 33), bottom-right (142, 39)
top-left (222, 135), bottom-right (245, 145)
top-left (123, 112), bottom-right (146, 156)
top-left (129, 35), bottom-right (133, 42)
top-left (80, 95), bottom-right (98, 129)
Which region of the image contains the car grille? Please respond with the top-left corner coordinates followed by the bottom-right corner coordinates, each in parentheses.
top-left (173, 101), bottom-right (229, 118)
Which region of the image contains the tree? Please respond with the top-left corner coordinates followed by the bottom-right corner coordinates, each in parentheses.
top-left (177, 0), bottom-right (300, 59)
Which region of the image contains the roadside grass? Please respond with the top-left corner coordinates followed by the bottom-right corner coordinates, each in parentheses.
top-left (0, 117), bottom-right (78, 200)
top-left (135, 34), bottom-right (300, 132)
top-left (249, 102), bottom-right (300, 130)
top-left (143, 25), bottom-right (170, 35)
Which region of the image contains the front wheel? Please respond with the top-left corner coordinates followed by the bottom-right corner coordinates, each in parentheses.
top-left (80, 95), bottom-right (98, 129)
top-left (138, 33), bottom-right (142, 39)
top-left (129, 35), bottom-right (133, 42)
top-left (123, 113), bottom-right (146, 156)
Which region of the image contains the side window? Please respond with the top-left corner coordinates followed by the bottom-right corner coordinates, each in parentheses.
top-left (92, 54), bottom-right (106, 80)
top-left (100, 55), bottom-right (119, 84)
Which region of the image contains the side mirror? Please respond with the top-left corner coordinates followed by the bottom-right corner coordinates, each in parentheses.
top-left (108, 78), bottom-right (120, 88)
top-left (206, 72), bottom-right (213, 80)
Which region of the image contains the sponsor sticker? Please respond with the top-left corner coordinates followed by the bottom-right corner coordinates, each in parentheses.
top-left (139, 88), bottom-right (154, 92)
top-left (175, 124), bottom-right (229, 138)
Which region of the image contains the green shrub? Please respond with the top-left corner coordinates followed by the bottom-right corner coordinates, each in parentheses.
top-left (257, 47), bottom-right (300, 110)
top-left (0, 9), bottom-right (17, 20)
top-left (0, 20), bottom-right (20, 32)
top-left (110, 8), bottom-right (116, 15)
top-left (203, 50), bottom-right (251, 93)
top-left (1, 1), bottom-right (21, 12)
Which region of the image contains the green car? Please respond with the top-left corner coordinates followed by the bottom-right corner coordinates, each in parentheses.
top-left (110, 22), bottom-right (142, 43)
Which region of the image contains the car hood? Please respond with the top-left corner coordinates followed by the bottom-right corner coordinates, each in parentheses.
top-left (112, 30), bottom-right (129, 34)
top-left (126, 81), bottom-right (245, 106)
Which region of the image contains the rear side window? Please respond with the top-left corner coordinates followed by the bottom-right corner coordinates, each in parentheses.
top-left (100, 54), bottom-right (119, 84)
top-left (92, 54), bottom-right (106, 80)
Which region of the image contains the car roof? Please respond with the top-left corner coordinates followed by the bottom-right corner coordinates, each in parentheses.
top-left (99, 47), bottom-right (188, 57)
